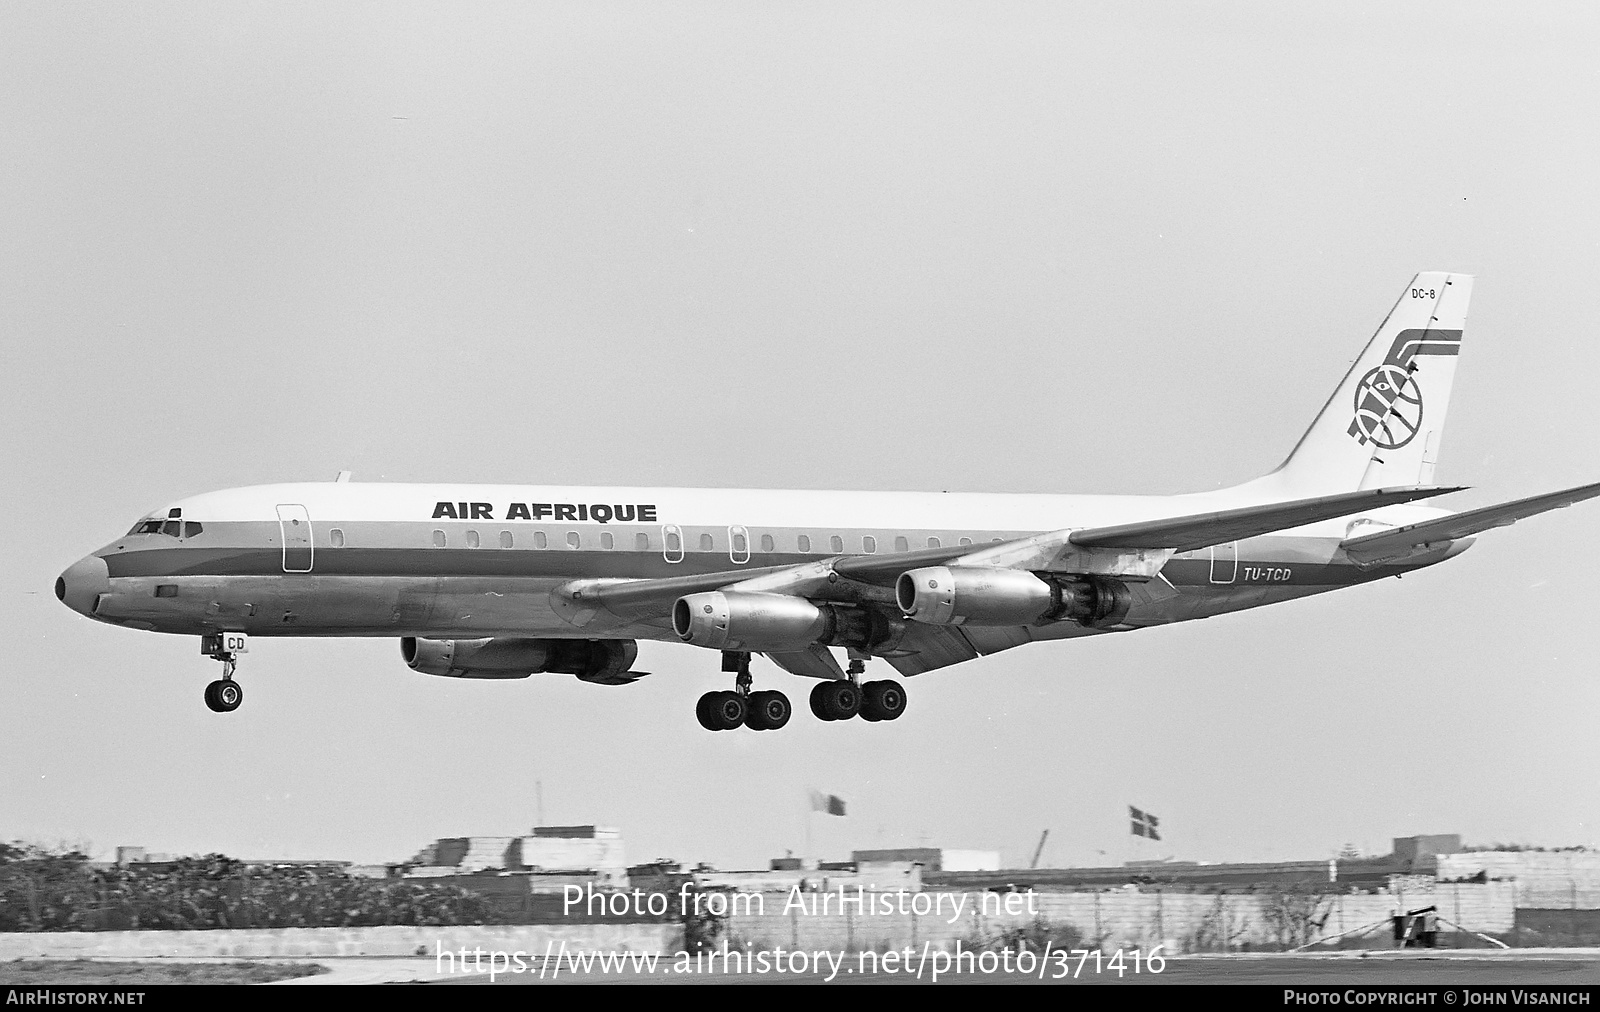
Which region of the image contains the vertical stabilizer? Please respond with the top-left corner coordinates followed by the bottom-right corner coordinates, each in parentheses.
top-left (1241, 272), bottom-right (1472, 498)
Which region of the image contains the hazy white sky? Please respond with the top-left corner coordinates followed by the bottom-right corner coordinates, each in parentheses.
top-left (4, 2), bottom-right (1599, 869)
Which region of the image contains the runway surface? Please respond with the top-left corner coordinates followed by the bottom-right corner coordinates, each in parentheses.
top-left (268, 949), bottom-right (1600, 985)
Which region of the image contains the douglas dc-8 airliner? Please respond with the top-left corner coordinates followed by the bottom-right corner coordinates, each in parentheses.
top-left (55, 273), bottom-right (1600, 729)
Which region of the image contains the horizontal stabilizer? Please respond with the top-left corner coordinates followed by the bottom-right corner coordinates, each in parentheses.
top-left (1068, 486), bottom-right (1464, 553)
top-left (1341, 479), bottom-right (1600, 565)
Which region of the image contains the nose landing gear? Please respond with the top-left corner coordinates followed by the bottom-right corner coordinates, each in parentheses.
top-left (201, 633), bottom-right (247, 713)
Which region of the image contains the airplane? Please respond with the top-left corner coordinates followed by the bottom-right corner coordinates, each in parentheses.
top-left (55, 272), bottom-right (1600, 729)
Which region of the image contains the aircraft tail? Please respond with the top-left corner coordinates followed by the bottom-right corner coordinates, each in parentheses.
top-left (1239, 272), bottom-right (1473, 498)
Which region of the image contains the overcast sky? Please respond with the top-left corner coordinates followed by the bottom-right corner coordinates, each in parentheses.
top-left (4, 2), bottom-right (1599, 870)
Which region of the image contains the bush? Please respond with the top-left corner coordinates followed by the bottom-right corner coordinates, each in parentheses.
top-left (986, 916), bottom-right (1086, 953)
top-left (0, 843), bottom-right (500, 931)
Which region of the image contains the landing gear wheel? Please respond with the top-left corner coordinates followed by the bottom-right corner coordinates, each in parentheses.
top-left (745, 690), bottom-right (791, 731)
top-left (809, 681), bottom-right (834, 721)
top-left (695, 692), bottom-right (718, 731)
top-left (205, 679), bottom-right (242, 713)
top-left (706, 690), bottom-right (747, 731)
top-left (818, 680), bottom-right (861, 721)
top-left (861, 680), bottom-right (906, 722)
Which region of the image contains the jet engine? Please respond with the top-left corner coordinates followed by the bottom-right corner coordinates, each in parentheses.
top-left (672, 592), bottom-right (834, 652)
top-left (672, 592), bottom-right (907, 654)
top-left (401, 637), bottom-right (641, 683)
top-left (896, 567), bottom-right (1131, 629)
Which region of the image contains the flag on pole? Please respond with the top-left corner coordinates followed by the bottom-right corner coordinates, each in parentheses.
top-left (810, 790), bottom-right (847, 816)
top-left (1129, 806), bottom-right (1161, 841)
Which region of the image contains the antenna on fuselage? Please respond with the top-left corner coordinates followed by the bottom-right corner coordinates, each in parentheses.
top-left (335, 471), bottom-right (352, 483)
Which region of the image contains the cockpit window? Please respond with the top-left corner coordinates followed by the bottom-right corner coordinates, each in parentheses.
top-left (127, 518), bottom-right (200, 538)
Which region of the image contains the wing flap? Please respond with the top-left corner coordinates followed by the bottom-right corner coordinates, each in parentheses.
top-left (1340, 479), bottom-right (1600, 564)
top-left (765, 644), bottom-right (846, 680)
top-left (881, 625), bottom-right (981, 676)
top-left (1067, 485), bottom-right (1463, 553)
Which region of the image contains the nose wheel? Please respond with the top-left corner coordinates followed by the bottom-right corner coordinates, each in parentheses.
top-left (200, 633), bottom-right (247, 713)
top-left (204, 678), bottom-right (243, 713)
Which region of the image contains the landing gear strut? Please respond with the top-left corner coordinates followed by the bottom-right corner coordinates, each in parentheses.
top-left (810, 653), bottom-right (906, 723)
top-left (695, 651), bottom-right (791, 732)
top-left (201, 633), bottom-right (246, 713)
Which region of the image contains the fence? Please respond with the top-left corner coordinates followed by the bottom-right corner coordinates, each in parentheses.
top-left (724, 883), bottom-right (1517, 954)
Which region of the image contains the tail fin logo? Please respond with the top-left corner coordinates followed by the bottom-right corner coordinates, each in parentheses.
top-left (1348, 328), bottom-right (1462, 450)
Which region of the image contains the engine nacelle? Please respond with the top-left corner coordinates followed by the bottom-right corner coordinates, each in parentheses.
top-left (401, 637), bottom-right (641, 683)
top-left (896, 566), bottom-right (1055, 626)
top-left (896, 567), bottom-right (1132, 629)
top-left (673, 592), bottom-right (835, 652)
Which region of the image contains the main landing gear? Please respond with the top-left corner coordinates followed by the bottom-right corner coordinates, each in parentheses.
top-left (201, 633), bottom-right (247, 713)
top-left (695, 652), bottom-right (906, 730)
top-left (809, 655), bottom-right (906, 723)
top-left (696, 651), bottom-right (792, 732)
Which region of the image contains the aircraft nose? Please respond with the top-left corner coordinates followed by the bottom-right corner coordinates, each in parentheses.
top-left (56, 555), bottom-right (109, 617)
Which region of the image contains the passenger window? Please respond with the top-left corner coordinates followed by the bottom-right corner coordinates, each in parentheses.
top-left (699, 533), bottom-right (714, 552)
top-left (730, 526), bottom-right (749, 564)
top-left (760, 534), bottom-right (774, 553)
top-left (830, 535), bottom-right (844, 553)
top-left (959, 537), bottom-right (973, 547)
top-left (664, 525), bottom-right (684, 563)
top-left (863, 536), bottom-right (877, 553)
top-left (797, 535), bottom-right (811, 553)
top-left (534, 531), bottom-right (548, 549)
top-left (894, 536), bottom-right (908, 552)
top-left (432, 530), bottom-right (446, 548)
top-left (466, 530), bottom-right (481, 549)
top-left (928, 536), bottom-right (941, 549)
top-left (601, 531), bottom-right (614, 550)
top-left (566, 531), bottom-right (580, 549)
top-left (499, 531), bottom-right (513, 549)
top-left (635, 533), bottom-right (649, 551)
top-left (330, 528), bottom-right (344, 548)
top-left (184, 522), bottom-right (204, 539)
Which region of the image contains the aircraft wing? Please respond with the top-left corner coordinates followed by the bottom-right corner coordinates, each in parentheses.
top-left (1340, 479), bottom-right (1600, 565)
top-left (830, 543), bottom-right (978, 584)
top-left (561, 486), bottom-right (1462, 624)
top-left (1066, 485), bottom-right (1464, 553)
top-left (559, 565), bottom-right (795, 621)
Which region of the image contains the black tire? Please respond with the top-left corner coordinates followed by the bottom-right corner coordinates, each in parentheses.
top-left (821, 680), bottom-right (860, 721)
top-left (209, 679), bottom-right (242, 713)
top-left (862, 679), bottom-right (907, 722)
top-left (747, 690), bottom-right (791, 731)
top-left (743, 691), bottom-right (771, 731)
top-left (695, 692), bottom-right (718, 731)
top-left (709, 690), bottom-right (746, 731)
top-left (809, 681), bottom-right (834, 721)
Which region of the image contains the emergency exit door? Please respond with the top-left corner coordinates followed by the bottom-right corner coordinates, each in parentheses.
top-left (1209, 541), bottom-right (1237, 584)
top-left (276, 504), bottom-right (314, 573)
